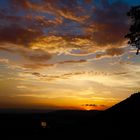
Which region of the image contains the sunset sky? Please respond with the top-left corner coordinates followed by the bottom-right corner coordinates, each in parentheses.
top-left (0, 0), bottom-right (140, 110)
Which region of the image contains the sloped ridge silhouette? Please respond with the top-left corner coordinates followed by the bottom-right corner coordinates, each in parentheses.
top-left (92, 92), bottom-right (140, 139)
top-left (74, 92), bottom-right (140, 139)
top-left (106, 92), bottom-right (140, 113)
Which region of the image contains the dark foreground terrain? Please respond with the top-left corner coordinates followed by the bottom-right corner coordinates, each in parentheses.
top-left (0, 92), bottom-right (140, 139)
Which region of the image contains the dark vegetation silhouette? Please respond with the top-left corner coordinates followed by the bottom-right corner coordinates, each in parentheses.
top-left (0, 92), bottom-right (140, 139)
top-left (125, 5), bottom-right (140, 55)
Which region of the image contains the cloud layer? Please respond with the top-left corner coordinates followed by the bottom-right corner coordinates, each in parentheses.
top-left (0, 0), bottom-right (129, 61)
top-left (0, 0), bottom-right (137, 110)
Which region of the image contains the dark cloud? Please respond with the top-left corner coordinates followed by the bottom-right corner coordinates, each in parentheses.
top-left (0, 44), bottom-right (52, 62)
top-left (23, 59), bottom-right (86, 69)
top-left (82, 104), bottom-right (97, 107)
top-left (23, 63), bottom-right (54, 69)
top-left (58, 59), bottom-right (87, 64)
top-left (21, 49), bottom-right (52, 61)
top-left (113, 72), bottom-right (128, 75)
top-left (11, 0), bottom-right (88, 22)
top-left (96, 47), bottom-right (125, 59)
top-left (84, 0), bottom-right (92, 4)
top-left (106, 48), bottom-right (125, 56)
top-left (0, 25), bottom-right (42, 45)
top-left (29, 70), bottom-right (109, 81)
top-left (81, 104), bottom-right (107, 110)
top-left (31, 72), bottom-right (43, 77)
top-left (0, 0), bottom-right (130, 61)
top-left (10, 0), bottom-right (29, 10)
top-left (85, 0), bottom-right (129, 47)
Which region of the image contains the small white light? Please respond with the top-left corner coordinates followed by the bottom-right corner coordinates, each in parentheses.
top-left (41, 121), bottom-right (47, 128)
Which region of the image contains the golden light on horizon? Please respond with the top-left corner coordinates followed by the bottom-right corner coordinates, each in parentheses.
top-left (84, 107), bottom-right (92, 111)
top-left (82, 105), bottom-right (108, 111)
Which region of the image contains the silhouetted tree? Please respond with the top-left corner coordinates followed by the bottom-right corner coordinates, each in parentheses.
top-left (125, 5), bottom-right (140, 55)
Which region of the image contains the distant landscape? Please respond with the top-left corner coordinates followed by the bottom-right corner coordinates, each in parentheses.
top-left (0, 92), bottom-right (140, 139)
